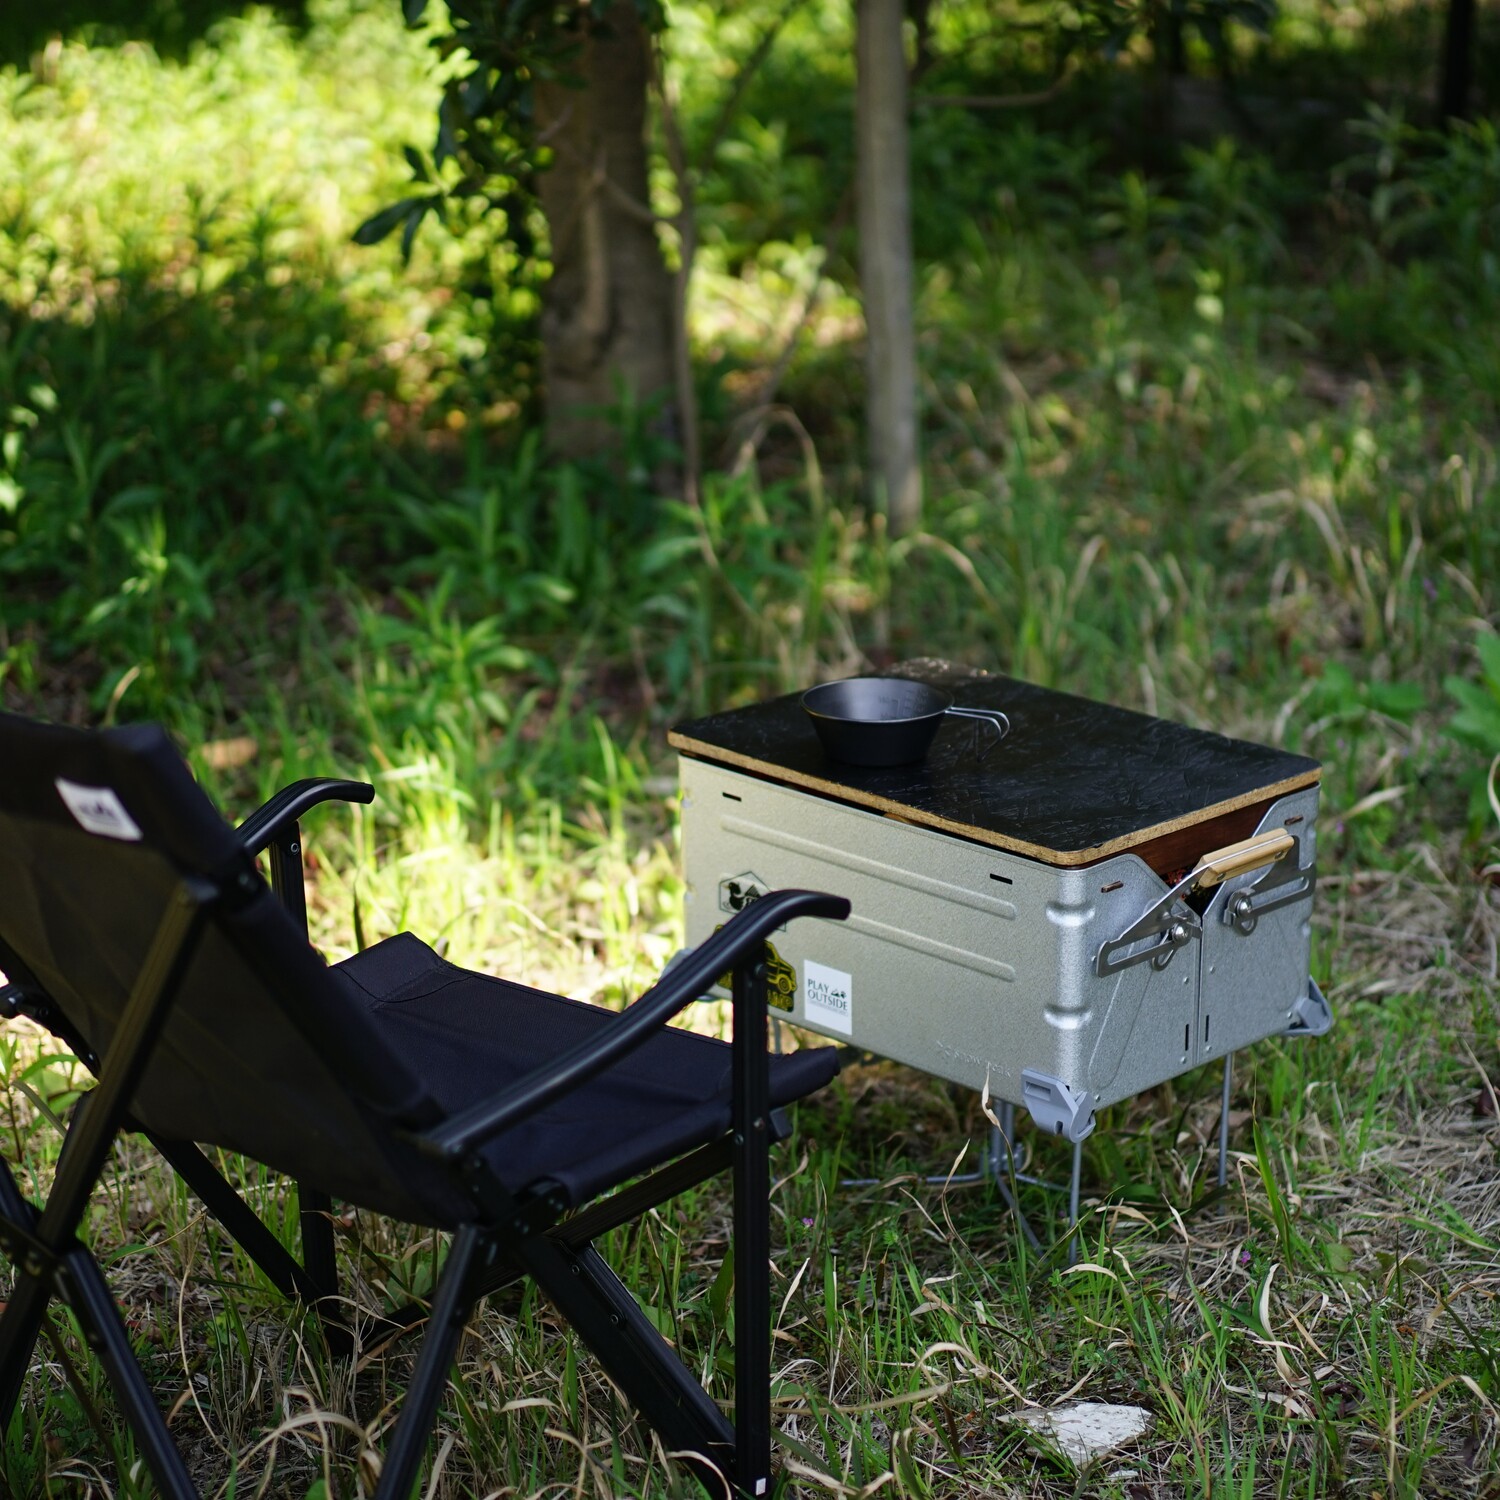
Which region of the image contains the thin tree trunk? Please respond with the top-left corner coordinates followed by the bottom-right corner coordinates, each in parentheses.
top-left (1440, 0), bottom-right (1476, 121)
top-left (856, 0), bottom-right (921, 536)
top-left (533, 3), bottom-right (676, 463)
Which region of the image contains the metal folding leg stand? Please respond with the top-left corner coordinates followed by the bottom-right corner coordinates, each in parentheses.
top-left (827, 1024), bottom-right (1245, 1274)
top-left (1013, 1053), bottom-right (1233, 1261)
top-left (1046, 1053), bottom-right (1234, 1262)
top-left (836, 1098), bottom-right (1079, 1258)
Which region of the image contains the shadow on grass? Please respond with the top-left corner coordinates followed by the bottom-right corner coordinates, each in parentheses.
top-left (0, 0), bottom-right (310, 67)
top-left (0, 233), bottom-right (472, 721)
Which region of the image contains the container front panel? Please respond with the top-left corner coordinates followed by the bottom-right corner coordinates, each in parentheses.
top-left (680, 759), bottom-right (1205, 1107)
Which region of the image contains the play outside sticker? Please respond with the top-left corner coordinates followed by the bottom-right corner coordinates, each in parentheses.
top-left (803, 959), bottom-right (852, 1036)
top-left (55, 779), bottom-right (143, 841)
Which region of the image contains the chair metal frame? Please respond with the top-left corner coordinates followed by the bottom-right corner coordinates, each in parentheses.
top-left (0, 771), bottom-right (848, 1499)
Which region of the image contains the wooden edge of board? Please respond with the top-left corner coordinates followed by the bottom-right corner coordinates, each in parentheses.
top-left (667, 730), bottom-right (1323, 867)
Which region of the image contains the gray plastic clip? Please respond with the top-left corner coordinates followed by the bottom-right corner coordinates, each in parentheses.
top-left (1020, 1069), bottom-right (1096, 1143)
top-left (1281, 976), bottom-right (1333, 1037)
top-left (659, 948), bottom-right (692, 981)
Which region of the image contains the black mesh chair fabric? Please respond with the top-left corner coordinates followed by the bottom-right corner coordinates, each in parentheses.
top-left (338, 933), bottom-right (837, 1208)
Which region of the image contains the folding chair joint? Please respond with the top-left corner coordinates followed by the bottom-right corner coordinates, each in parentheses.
top-left (451, 1150), bottom-right (568, 1239)
top-left (0, 1219), bottom-right (58, 1282)
top-left (505, 1185), bottom-right (570, 1240)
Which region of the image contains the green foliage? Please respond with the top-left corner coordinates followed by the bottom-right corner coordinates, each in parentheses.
top-left (1345, 109), bottom-right (1500, 275)
top-left (4, 2), bottom-right (1500, 1494)
top-left (1328, 109), bottom-right (1500, 386)
top-left (0, 0), bottom-right (311, 65)
top-left (0, 0), bottom-right (535, 716)
top-left (355, 0), bottom-right (665, 267)
top-left (1444, 632), bottom-right (1500, 834)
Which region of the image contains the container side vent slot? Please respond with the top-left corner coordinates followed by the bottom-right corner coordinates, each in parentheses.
top-left (989, 873), bottom-right (1013, 885)
top-left (722, 792), bottom-right (742, 802)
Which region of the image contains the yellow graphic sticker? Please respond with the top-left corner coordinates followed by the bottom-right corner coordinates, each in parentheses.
top-left (714, 931), bottom-right (797, 1013)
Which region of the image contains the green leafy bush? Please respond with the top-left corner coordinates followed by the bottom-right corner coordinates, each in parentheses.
top-left (1445, 633), bottom-right (1500, 835)
top-left (1329, 110), bottom-right (1500, 402)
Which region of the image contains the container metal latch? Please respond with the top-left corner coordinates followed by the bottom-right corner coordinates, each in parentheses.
top-left (1094, 888), bottom-right (1201, 977)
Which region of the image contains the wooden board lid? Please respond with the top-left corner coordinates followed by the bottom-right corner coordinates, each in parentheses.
top-left (668, 661), bottom-right (1320, 867)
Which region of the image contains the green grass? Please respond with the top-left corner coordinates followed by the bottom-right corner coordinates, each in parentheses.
top-left (2, 0), bottom-right (1499, 1493)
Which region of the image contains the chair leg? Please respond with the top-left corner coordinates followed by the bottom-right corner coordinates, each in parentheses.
top-left (63, 1243), bottom-right (201, 1500)
top-left (0, 1159), bottom-right (48, 1425)
top-left (374, 1223), bottom-right (486, 1500)
top-left (0, 887), bottom-right (210, 1463)
top-left (296, 1184), bottom-right (351, 1357)
top-left (515, 1235), bottom-right (737, 1496)
top-left (731, 956), bottom-right (773, 1498)
top-left (354, 1142), bottom-right (747, 1360)
top-left (298, 1185), bottom-right (338, 1300)
top-left (0, 1266), bottom-right (52, 1428)
top-left (1, 1150), bottom-right (201, 1497)
top-left (0, 1135), bottom-right (203, 1495)
top-left (264, 835), bottom-right (350, 1357)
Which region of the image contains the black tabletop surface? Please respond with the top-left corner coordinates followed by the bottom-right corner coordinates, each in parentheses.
top-left (669, 661), bottom-right (1320, 865)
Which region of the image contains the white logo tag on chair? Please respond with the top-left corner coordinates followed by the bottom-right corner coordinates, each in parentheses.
top-left (55, 779), bottom-right (143, 841)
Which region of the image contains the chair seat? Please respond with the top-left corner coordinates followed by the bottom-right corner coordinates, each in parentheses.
top-left (336, 934), bottom-right (840, 1211)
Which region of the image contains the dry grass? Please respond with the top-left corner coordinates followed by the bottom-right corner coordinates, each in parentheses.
top-left (3, 3), bottom-right (1499, 1492)
top-left (4, 851), bottom-right (1498, 1498)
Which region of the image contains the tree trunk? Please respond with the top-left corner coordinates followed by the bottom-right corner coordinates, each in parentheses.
top-left (533, 4), bottom-right (676, 462)
top-left (1439, 0), bottom-right (1476, 121)
top-left (856, 0), bottom-right (921, 536)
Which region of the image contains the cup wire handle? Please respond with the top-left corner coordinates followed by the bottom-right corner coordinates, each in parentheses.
top-left (945, 706), bottom-right (1011, 760)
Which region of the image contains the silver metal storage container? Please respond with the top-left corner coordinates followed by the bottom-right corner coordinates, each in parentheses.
top-left (672, 666), bottom-right (1328, 1144)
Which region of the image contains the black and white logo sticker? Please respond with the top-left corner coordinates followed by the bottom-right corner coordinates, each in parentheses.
top-left (719, 871), bottom-right (767, 914)
top-left (55, 779), bottom-right (143, 841)
top-left (803, 959), bottom-right (853, 1036)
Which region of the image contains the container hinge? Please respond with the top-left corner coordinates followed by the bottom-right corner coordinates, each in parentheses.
top-left (1021, 1069), bottom-right (1096, 1143)
top-left (1281, 976), bottom-right (1333, 1037)
top-left (1098, 829), bottom-right (1307, 975)
top-left (1222, 861), bottom-right (1318, 936)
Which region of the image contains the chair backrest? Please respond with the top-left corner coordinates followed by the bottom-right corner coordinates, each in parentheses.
top-left (0, 711), bottom-right (466, 1224)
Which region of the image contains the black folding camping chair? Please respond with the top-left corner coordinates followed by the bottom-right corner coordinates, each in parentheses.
top-left (0, 709), bottom-right (849, 1498)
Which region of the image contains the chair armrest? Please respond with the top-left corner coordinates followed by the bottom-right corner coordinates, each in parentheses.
top-left (236, 778), bottom-right (375, 856)
top-left (423, 888), bottom-right (851, 1161)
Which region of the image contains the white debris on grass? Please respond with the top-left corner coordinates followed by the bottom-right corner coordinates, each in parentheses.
top-left (1012, 1401), bottom-right (1152, 1466)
